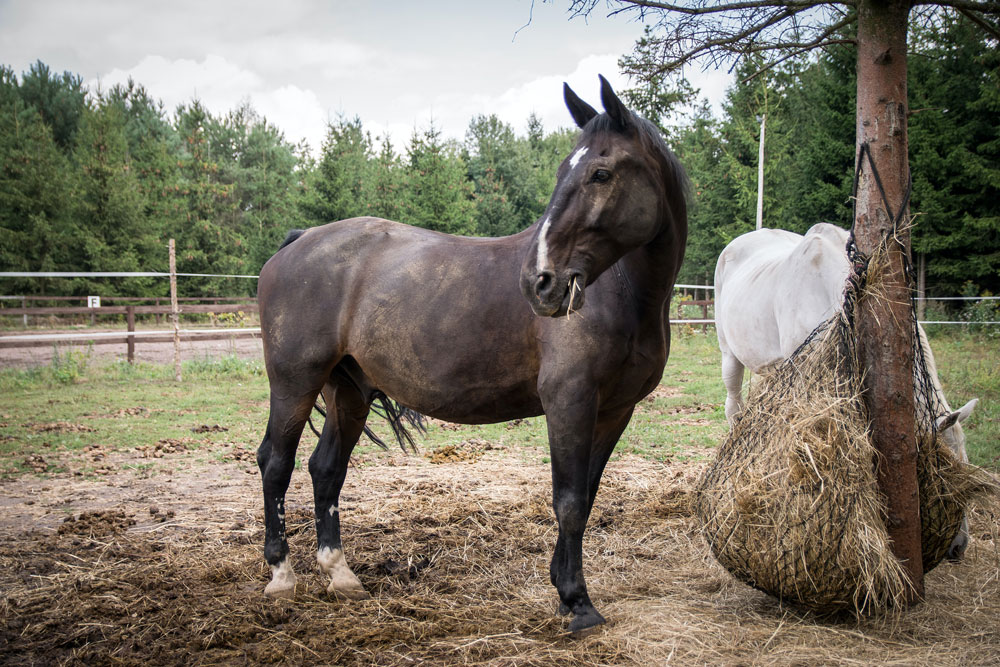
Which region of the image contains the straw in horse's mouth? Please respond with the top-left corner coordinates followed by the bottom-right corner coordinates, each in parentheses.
top-left (567, 276), bottom-right (581, 319)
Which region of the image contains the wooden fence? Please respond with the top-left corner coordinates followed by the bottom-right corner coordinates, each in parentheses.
top-left (2, 291), bottom-right (718, 364)
top-left (0, 300), bottom-right (260, 363)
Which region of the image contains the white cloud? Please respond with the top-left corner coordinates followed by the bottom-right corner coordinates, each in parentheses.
top-left (92, 54), bottom-right (333, 152)
top-left (376, 54), bottom-right (630, 149)
top-left (490, 54), bottom-right (630, 135)
top-left (253, 85), bottom-right (329, 152)
top-left (85, 49), bottom-right (734, 162)
top-left (372, 55), bottom-right (732, 150)
top-left (94, 54), bottom-right (262, 115)
top-left (686, 65), bottom-right (733, 117)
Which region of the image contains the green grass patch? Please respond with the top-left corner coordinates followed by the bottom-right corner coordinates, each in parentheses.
top-left (0, 331), bottom-right (995, 478)
top-left (924, 330), bottom-right (1000, 468)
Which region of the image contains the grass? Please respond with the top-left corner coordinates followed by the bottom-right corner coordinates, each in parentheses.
top-left (0, 355), bottom-right (269, 476)
top-left (924, 329), bottom-right (1000, 468)
top-left (0, 330), bottom-right (995, 477)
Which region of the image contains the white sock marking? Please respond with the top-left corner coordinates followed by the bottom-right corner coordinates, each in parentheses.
top-left (318, 546), bottom-right (367, 597)
top-left (536, 217), bottom-right (551, 272)
top-left (264, 557), bottom-right (296, 597)
top-left (317, 546), bottom-right (347, 572)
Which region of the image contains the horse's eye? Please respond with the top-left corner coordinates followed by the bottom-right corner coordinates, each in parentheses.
top-left (591, 169), bottom-right (611, 183)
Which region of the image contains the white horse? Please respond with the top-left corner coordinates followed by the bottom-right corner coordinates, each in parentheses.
top-left (715, 222), bottom-right (977, 558)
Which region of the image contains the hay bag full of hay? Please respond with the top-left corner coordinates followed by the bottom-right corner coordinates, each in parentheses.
top-left (694, 272), bottom-right (991, 614)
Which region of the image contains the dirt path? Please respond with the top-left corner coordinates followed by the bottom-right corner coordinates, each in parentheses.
top-left (0, 330), bottom-right (263, 368)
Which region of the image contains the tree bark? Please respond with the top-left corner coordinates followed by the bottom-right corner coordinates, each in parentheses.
top-left (854, 0), bottom-right (924, 604)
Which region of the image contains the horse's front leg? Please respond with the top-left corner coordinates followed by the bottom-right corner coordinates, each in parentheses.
top-left (543, 388), bottom-right (605, 633)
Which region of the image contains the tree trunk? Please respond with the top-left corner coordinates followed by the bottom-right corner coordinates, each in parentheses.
top-left (854, 0), bottom-right (923, 604)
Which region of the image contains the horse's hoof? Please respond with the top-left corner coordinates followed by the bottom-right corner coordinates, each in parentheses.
top-left (568, 609), bottom-right (606, 635)
top-left (264, 559), bottom-right (297, 599)
top-left (263, 581), bottom-right (296, 599)
top-left (328, 583), bottom-right (370, 600)
top-left (557, 602), bottom-right (571, 616)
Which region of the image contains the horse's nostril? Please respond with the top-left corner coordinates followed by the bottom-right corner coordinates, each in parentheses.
top-left (535, 272), bottom-right (554, 297)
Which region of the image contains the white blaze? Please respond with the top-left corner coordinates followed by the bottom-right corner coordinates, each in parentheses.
top-left (569, 146), bottom-right (589, 170)
top-left (536, 217), bottom-right (551, 272)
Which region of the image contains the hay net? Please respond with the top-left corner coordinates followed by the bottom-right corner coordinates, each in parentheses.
top-left (693, 236), bottom-right (995, 614)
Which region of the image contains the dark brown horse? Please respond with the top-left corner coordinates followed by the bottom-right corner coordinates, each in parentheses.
top-left (255, 75), bottom-right (687, 633)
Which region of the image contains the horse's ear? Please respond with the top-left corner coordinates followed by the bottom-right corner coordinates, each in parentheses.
top-left (564, 82), bottom-right (598, 129)
top-left (599, 74), bottom-right (631, 130)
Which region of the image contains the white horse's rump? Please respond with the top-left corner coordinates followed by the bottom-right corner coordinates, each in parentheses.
top-left (714, 223), bottom-right (977, 557)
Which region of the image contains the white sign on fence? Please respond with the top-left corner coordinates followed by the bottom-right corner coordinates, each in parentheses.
top-left (87, 296), bottom-right (101, 308)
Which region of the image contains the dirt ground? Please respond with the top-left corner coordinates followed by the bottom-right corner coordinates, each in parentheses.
top-left (1, 439), bottom-right (999, 666)
top-left (0, 330), bottom-right (263, 368)
top-left (2, 338), bottom-right (999, 664)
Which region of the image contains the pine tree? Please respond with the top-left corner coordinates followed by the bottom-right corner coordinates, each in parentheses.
top-left (673, 102), bottom-right (739, 284)
top-left (17, 61), bottom-right (86, 152)
top-left (908, 14), bottom-right (1000, 295)
top-left (0, 65), bottom-right (79, 295)
top-left (364, 135), bottom-right (406, 221)
top-left (465, 115), bottom-right (523, 235)
top-left (404, 123), bottom-right (474, 235)
top-left (173, 101), bottom-right (245, 296)
top-left (105, 79), bottom-right (182, 255)
top-left (73, 98), bottom-right (160, 296)
top-left (301, 116), bottom-right (373, 224)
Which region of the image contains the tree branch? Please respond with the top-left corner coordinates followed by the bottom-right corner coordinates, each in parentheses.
top-left (612, 3), bottom-right (857, 77)
top-left (910, 0), bottom-right (1000, 13)
top-left (955, 7), bottom-right (1000, 38)
top-left (740, 38), bottom-right (857, 82)
top-left (572, 0), bottom-right (848, 18)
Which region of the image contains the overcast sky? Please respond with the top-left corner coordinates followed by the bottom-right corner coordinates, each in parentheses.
top-left (0, 0), bottom-right (732, 154)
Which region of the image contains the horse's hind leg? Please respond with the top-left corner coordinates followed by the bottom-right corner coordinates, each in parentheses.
top-left (257, 387), bottom-right (320, 598)
top-left (310, 377), bottom-right (370, 599)
top-left (721, 349), bottom-right (746, 424)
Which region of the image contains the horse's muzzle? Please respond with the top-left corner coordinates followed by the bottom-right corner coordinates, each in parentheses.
top-left (523, 270), bottom-right (586, 317)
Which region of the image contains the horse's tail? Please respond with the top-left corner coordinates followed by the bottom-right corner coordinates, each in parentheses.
top-left (278, 229), bottom-right (307, 251)
top-left (366, 392), bottom-right (426, 452)
top-left (307, 392), bottom-right (426, 453)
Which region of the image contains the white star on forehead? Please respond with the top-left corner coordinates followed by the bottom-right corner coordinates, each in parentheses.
top-left (569, 147), bottom-right (588, 170)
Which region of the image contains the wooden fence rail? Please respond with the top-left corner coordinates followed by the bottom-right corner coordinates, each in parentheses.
top-left (0, 303), bottom-right (257, 316)
top-left (1, 296), bottom-right (717, 365)
top-left (0, 301), bottom-right (261, 363)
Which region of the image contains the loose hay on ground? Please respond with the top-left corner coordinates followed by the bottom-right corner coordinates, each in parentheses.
top-left (1, 457), bottom-right (998, 665)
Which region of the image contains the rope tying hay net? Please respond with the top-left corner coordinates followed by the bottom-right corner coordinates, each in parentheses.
top-left (694, 243), bottom-right (997, 614)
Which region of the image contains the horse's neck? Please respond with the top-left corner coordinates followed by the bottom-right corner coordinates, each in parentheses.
top-left (623, 225), bottom-right (684, 309)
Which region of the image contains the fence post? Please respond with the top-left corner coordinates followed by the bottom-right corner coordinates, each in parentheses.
top-left (126, 305), bottom-right (135, 364)
top-left (169, 239), bottom-right (182, 382)
top-left (22, 297), bottom-right (27, 328)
